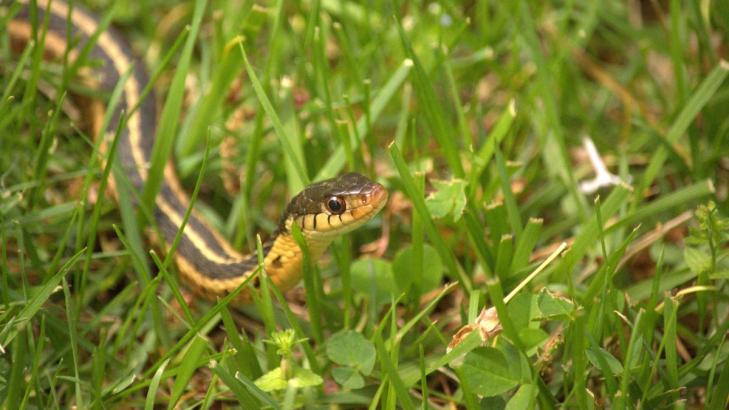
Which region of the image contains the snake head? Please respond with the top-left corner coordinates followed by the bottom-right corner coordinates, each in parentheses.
top-left (280, 172), bottom-right (388, 237)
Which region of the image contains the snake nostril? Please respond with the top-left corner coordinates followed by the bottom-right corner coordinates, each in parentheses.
top-left (368, 184), bottom-right (387, 204)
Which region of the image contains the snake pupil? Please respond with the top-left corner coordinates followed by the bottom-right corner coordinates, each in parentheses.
top-left (327, 197), bottom-right (345, 214)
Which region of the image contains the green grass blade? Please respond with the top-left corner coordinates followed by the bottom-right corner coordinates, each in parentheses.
top-left (637, 62), bottom-right (729, 197)
top-left (315, 59), bottom-right (412, 181)
top-left (394, 15), bottom-right (463, 178)
top-left (234, 371), bottom-right (281, 409)
top-left (374, 334), bottom-right (416, 410)
top-left (167, 335), bottom-right (209, 409)
top-left (144, 359), bottom-right (170, 410)
top-left (558, 185), bottom-right (631, 280)
top-left (706, 339), bottom-right (729, 410)
top-left (389, 142), bottom-right (470, 290)
top-left (141, 0), bottom-right (208, 211)
top-left (494, 148), bottom-right (522, 236)
top-left (239, 43), bottom-right (309, 190)
top-left (220, 306), bottom-right (262, 379)
top-left (291, 223), bottom-right (324, 344)
top-left (61, 275), bottom-right (83, 409)
top-left (608, 180), bottom-right (714, 233)
top-left (510, 218), bottom-right (543, 274)
top-left (211, 363), bottom-right (260, 407)
top-left (467, 100), bottom-right (516, 200)
top-left (663, 298), bottom-right (680, 391)
top-left (178, 36), bottom-right (244, 157)
top-left (616, 309), bottom-right (645, 408)
top-left (0, 248), bottom-right (84, 349)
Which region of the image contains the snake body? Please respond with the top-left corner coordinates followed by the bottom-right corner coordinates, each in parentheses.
top-left (6, 0), bottom-right (387, 302)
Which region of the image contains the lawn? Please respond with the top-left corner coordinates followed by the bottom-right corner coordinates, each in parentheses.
top-left (1, 0), bottom-right (729, 408)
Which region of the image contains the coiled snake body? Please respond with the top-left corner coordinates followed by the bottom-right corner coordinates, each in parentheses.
top-left (6, 0), bottom-right (387, 302)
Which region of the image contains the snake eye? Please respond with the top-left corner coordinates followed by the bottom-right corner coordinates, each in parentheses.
top-left (326, 196), bottom-right (346, 214)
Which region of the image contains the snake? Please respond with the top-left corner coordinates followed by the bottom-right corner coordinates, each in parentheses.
top-left (5, 0), bottom-right (388, 302)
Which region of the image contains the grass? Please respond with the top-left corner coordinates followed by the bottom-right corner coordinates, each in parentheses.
top-left (1, 0), bottom-right (729, 408)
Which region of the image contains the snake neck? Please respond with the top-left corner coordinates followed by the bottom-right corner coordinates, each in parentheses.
top-left (262, 233), bottom-right (333, 291)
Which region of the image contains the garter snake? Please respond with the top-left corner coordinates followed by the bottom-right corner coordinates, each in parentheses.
top-left (5, 0), bottom-right (388, 302)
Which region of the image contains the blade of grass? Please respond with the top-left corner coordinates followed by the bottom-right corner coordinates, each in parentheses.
top-left (4, 331), bottom-right (26, 409)
top-left (291, 224), bottom-right (324, 345)
top-left (402, 330), bottom-right (482, 387)
top-left (570, 314), bottom-right (588, 408)
top-left (168, 335), bottom-right (209, 409)
top-left (212, 365), bottom-right (258, 409)
top-left (510, 0), bottom-right (588, 219)
top-left (467, 100), bottom-right (516, 200)
top-left (315, 59), bottom-right (412, 181)
top-left (463, 209), bottom-right (495, 275)
top-left (668, 0), bottom-right (688, 106)
top-left (374, 334), bottom-right (416, 410)
top-left (331, 238), bottom-right (354, 329)
top-left (61, 275), bottom-right (83, 409)
top-left (615, 309), bottom-right (645, 409)
top-left (144, 359), bottom-right (170, 410)
top-left (609, 179), bottom-right (714, 233)
top-left (394, 15), bottom-right (463, 178)
top-left (410, 173), bottom-right (425, 303)
top-left (19, 315), bottom-right (45, 408)
top-left (178, 35), bottom-right (244, 156)
top-left (140, 268), bottom-right (256, 380)
top-left (0, 37), bottom-right (34, 129)
top-left (239, 42), bottom-right (309, 190)
top-left (510, 218), bottom-right (543, 274)
top-left (637, 61), bottom-right (729, 199)
top-left (442, 50), bottom-right (473, 147)
top-left (78, 108), bottom-right (128, 317)
top-left (706, 336), bottom-right (729, 410)
top-left (663, 297), bottom-right (680, 392)
top-left (221, 305), bottom-right (262, 379)
top-left (210, 362), bottom-right (260, 408)
top-left (128, 25), bottom-right (190, 118)
top-left (495, 235), bottom-right (513, 282)
top-left (19, 0), bottom-right (51, 120)
top-left (91, 326), bottom-right (108, 406)
top-left (557, 185), bottom-right (631, 284)
top-left (484, 202), bottom-right (508, 254)
top-left (0, 247), bottom-right (84, 349)
top-left (150, 251), bottom-right (193, 324)
top-left (389, 142), bottom-right (470, 291)
top-left (486, 279), bottom-right (522, 349)
top-left (0, 202), bottom-right (75, 232)
top-left (263, 271), bottom-right (321, 374)
top-left (313, 27), bottom-right (355, 172)
top-left (395, 283), bottom-right (458, 343)
top-left (418, 344), bottom-right (429, 410)
top-left (233, 371), bottom-right (281, 409)
top-left (141, 0), bottom-right (208, 212)
top-left (494, 148), bottom-right (522, 236)
top-left (251, 235), bottom-right (278, 365)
